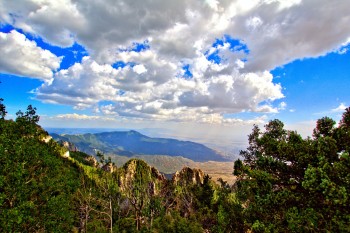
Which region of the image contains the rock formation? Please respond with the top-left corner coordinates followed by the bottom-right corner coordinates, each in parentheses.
top-left (172, 167), bottom-right (204, 186)
top-left (101, 162), bottom-right (117, 173)
top-left (84, 156), bottom-right (99, 167)
top-left (118, 159), bottom-right (166, 194)
top-left (58, 140), bottom-right (78, 152)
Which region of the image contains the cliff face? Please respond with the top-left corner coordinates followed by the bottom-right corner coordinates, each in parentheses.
top-left (58, 140), bottom-right (78, 152)
top-left (118, 159), bottom-right (166, 195)
top-left (172, 167), bottom-right (204, 186)
top-left (175, 167), bottom-right (205, 185)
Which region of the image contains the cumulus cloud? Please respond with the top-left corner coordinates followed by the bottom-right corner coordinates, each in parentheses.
top-left (178, 71), bottom-right (283, 111)
top-left (34, 53), bottom-right (282, 122)
top-left (2, 0), bottom-right (350, 123)
top-left (2, 0), bottom-right (349, 66)
top-left (35, 57), bottom-right (121, 107)
top-left (0, 0), bottom-right (85, 47)
top-left (0, 30), bottom-right (61, 80)
top-left (132, 64), bottom-right (147, 74)
top-left (234, 0), bottom-right (350, 71)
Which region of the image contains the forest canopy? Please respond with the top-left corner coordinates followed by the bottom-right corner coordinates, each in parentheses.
top-left (234, 108), bottom-right (350, 232)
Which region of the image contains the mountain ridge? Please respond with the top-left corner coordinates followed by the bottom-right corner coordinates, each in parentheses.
top-left (51, 130), bottom-right (230, 162)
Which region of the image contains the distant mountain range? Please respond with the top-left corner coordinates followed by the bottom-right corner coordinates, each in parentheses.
top-left (50, 130), bottom-right (230, 162)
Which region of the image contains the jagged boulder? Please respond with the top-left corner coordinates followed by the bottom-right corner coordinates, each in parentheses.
top-left (84, 156), bottom-right (99, 167)
top-left (172, 167), bottom-right (204, 186)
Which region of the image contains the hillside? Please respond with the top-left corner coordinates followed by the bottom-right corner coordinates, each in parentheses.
top-left (0, 107), bottom-right (83, 231)
top-left (0, 104), bottom-right (217, 232)
top-left (0, 105), bottom-right (236, 232)
top-left (51, 130), bottom-right (230, 162)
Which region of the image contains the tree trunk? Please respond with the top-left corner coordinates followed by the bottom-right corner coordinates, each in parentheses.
top-left (136, 211), bottom-right (140, 231)
top-left (109, 197), bottom-right (113, 233)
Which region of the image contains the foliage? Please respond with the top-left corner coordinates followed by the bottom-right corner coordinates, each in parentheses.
top-left (0, 107), bottom-right (81, 232)
top-left (0, 98), bottom-right (7, 120)
top-left (152, 211), bottom-right (203, 233)
top-left (234, 108), bottom-right (350, 232)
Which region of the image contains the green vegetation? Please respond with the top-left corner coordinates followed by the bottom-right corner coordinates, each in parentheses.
top-left (0, 105), bottom-right (80, 232)
top-left (1, 99), bottom-right (349, 232)
top-left (234, 109), bottom-right (350, 232)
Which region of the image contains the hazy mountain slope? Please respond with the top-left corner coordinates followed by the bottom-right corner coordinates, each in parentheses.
top-left (51, 130), bottom-right (229, 162)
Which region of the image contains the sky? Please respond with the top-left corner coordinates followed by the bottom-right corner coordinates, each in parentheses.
top-left (0, 0), bottom-right (349, 150)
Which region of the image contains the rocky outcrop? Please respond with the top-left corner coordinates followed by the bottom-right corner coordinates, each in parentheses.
top-left (62, 151), bottom-right (70, 158)
top-left (101, 162), bottom-right (117, 173)
top-left (84, 156), bottom-right (99, 167)
top-left (118, 159), bottom-right (166, 194)
top-left (58, 140), bottom-right (78, 152)
top-left (42, 135), bottom-right (52, 143)
top-left (151, 166), bottom-right (166, 181)
top-left (172, 167), bottom-right (204, 186)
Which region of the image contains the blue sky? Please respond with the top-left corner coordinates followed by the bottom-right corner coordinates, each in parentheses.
top-left (0, 0), bottom-right (349, 147)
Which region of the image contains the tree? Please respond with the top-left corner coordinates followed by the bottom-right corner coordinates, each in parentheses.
top-left (15, 105), bottom-right (40, 135)
top-left (119, 159), bottom-right (157, 230)
top-left (313, 116), bottom-right (336, 138)
top-left (0, 113), bottom-right (81, 232)
top-left (334, 107), bottom-right (350, 152)
top-left (198, 174), bottom-right (213, 208)
top-left (234, 113), bottom-right (350, 232)
top-left (25, 105), bottom-right (40, 124)
top-left (339, 107), bottom-right (350, 128)
top-left (0, 98), bottom-right (7, 120)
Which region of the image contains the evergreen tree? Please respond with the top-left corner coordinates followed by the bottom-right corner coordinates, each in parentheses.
top-left (0, 98), bottom-right (6, 120)
top-left (234, 112), bottom-right (350, 232)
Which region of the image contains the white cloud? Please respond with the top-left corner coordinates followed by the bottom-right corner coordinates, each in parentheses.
top-left (335, 38), bottom-right (350, 55)
top-left (235, 0), bottom-right (350, 72)
top-left (263, 0), bottom-right (302, 10)
top-left (2, 0), bottom-right (350, 124)
top-left (40, 113), bottom-right (124, 128)
top-left (34, 54), bottom-right (283, 121)
top-left (101, 104), bottom-right (118, 115)
top-left (35, 57), bottom-right (121, 107)
top-left (0, 30), bottom-right (61, 80)
top-left (132, 64), bottom-right (147, 74)
top-left (0, 0), bottom-right (85, 47)
top-left (178, 71), bottom-right (283, 111)
top-left (278, 101), bottom-right (287, 110)
top-left (246, 16), bottom-right (263, 31)
top-left (2, 0), bottom-right (349, 68)
top-left (54, 113), bottom-right (105, 120)
top-left (332, 103), bottom-right (347, 113)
